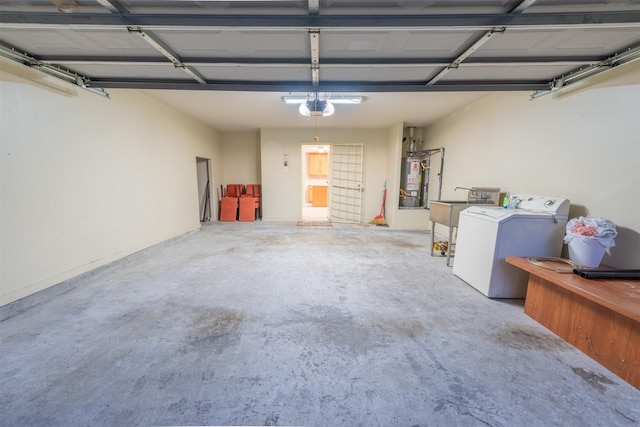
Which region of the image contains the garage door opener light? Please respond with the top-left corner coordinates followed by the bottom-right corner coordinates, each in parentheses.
top-left (283, 94), bottom-right (363, 117)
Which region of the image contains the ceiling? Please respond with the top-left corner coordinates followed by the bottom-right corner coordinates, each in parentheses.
top-left (1, 1), bottom-right (639, 131)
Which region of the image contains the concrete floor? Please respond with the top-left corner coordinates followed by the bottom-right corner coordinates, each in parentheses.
top-left (1, 222), bottom-right (639, 427)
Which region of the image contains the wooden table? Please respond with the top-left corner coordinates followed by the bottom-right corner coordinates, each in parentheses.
top-left (506, 256), bottom-right (640, 389)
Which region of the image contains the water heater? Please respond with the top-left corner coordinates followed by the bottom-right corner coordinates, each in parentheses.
top-left (400, 156), bottom-right (422, 207)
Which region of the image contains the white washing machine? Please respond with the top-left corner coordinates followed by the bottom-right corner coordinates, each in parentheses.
top-left (452, 194), bottom-right (570, 298)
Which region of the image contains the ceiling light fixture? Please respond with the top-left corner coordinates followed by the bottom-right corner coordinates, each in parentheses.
top-left (299, 98), bottom-right (335, 117)
top-left (283, 95), bottom-right (363, 105)
top-left (284, 93), bottom-right (363, 117)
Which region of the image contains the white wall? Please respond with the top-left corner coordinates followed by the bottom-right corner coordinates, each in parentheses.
top-left (221, 131), bottom-right (261, 188)
top-left (260, 128), bottom-right (390, 222)
top-left (0, 59), bottom-right (223, 306)
top-left (423, 62), bottom-right (640, 268)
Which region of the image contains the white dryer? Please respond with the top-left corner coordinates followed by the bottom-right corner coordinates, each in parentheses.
top-left (452, 194), bottom-right (570, 298)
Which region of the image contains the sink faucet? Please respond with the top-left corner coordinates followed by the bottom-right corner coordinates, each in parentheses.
top-left (454, 187), bottom-right (488, 200)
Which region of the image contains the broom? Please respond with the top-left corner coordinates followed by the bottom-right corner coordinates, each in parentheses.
top-left (369, 181), bottom-right (389, 226)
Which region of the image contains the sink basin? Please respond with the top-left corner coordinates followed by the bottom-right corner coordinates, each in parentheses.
top-left (429, 200), bottom-right (495, 227)
top-left (429, 191), bottom-right (500, 266)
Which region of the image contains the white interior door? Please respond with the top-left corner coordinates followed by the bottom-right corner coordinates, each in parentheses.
top-left (330, 144), bottom-right (364, 224)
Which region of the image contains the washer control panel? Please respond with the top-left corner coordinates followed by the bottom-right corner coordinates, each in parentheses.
top-left (512, 194), bottom-right (570, 216)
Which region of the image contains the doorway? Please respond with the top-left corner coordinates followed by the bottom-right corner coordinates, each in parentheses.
top-left (301, 144), bottom-right (330, 221)
top-left (196, 157), bottom-right (212, 222)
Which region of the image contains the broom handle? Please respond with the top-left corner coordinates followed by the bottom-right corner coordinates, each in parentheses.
top-left (382, 180), bottom-right (387, 216)
top-left (380, 188), bottom-right (386, 216)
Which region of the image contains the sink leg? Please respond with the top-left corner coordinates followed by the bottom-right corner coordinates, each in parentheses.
top-left (446, 226), bottom-right (454, 267)
top-left (430, 221), bottom-right (435, 256)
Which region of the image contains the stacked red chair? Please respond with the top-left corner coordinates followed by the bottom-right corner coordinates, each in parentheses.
top-left (239, 184), bottom-right (261, 221)
top-left (219, 184), bottom-right (244, 221)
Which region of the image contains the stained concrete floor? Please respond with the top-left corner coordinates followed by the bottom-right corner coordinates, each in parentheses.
top-left (1, 222), bottom-right (639, 427)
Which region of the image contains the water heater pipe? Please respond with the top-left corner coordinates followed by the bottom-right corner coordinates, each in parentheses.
top-left (413, 147), bottom-right (445, 201)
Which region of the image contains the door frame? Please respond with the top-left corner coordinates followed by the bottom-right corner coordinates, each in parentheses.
top-left (196, 157), bottom-right (212, 222)
top-left (300, 144), bottom-right (331, 220)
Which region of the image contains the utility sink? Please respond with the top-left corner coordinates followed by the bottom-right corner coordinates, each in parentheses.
top-left (429, 187), bottom-right (500, 267)
top-left (429, 200), bottom-right (494, 228)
